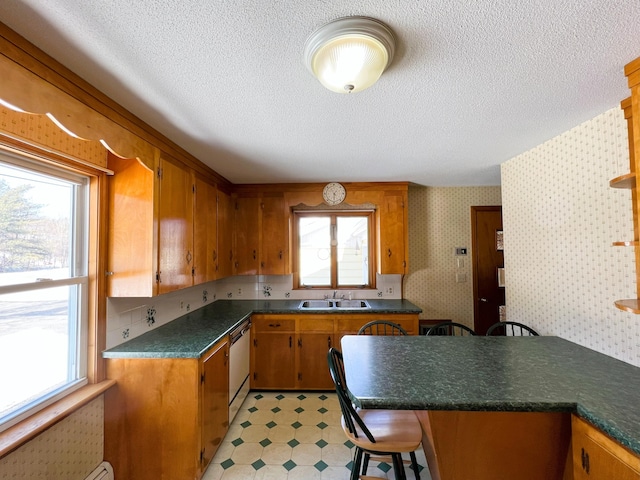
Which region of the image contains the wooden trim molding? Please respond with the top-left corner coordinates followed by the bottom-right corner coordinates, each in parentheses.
top-left (0, 380), bottom-right (116, 459)
top-left (0, 21), bottom-right (231, 188)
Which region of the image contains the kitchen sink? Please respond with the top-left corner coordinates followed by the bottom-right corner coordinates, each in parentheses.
top-left (335, 300), bottom-right (370, 309)
top-left (298, 299), bottom-right (371, 310)
top-left (299, 300), bottom-right (335, 309)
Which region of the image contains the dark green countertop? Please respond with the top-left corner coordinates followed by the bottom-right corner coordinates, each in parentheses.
top-left (340, 335), bottom-right (640, 455)
top-left (102, 299), bottom-right (421, 359)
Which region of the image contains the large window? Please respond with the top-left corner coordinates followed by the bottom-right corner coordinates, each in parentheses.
top-left (294, 211), bottom-right (374, 289)
top-left (0, 154), bottom-right (89, 432)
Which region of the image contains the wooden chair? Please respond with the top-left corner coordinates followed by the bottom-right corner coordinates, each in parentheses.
top-left (486, 321), bottom-right (539, 336)
top-left (327, 348), bottom-right (422, 480)
top-left (425, 321), bottom-right (476, 336)
top-left (357, 320), bottom-right (408, 336)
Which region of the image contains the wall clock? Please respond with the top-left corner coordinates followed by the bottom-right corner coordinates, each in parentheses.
top-left (323, 182), bottom-right (346, 205)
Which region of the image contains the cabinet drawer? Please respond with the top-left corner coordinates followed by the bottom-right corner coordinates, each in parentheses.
top-left (572, 415), bottom-right (640, 480)
top-left (252, 315), bottom-right (295, 332)
top-left (298, 316), bottom-right (334, 333)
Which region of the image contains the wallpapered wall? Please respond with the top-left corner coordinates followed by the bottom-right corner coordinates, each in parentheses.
top-left (0, 398), bottom-right (103, 479)
top-left (502, 107), bottom-right (640, 367)
top-left (404, 186), bottom-right (503, 327)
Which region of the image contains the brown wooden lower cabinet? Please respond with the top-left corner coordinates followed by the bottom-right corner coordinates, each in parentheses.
top-left (251, 313), bottom-right (419, 390)
top-left (417, 410), bottom-right (573, 480)
top-left (104, 339), bottom-right (229, 480)
top-left (572, 415), bottom-right (640, 479)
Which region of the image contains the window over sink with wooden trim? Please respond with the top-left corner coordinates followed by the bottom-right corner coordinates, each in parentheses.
top-left (292, 210), bottom-right (375, 289)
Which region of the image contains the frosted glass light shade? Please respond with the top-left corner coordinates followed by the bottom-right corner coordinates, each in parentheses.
top-left (304, 17), bottom-right (396, 94)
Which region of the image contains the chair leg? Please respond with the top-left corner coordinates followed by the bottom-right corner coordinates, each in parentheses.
top-left (361, 452), bottom-right (370, 476)
top-left (391, 453), bottom-right (407, 480)
top-left (409, 451), bottom-right (420, 480)
top-left (351, 448), bottom-right (363, 480)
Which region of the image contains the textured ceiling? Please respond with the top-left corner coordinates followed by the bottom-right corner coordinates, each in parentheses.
top-left (1, 1), bottom-right (639, 186)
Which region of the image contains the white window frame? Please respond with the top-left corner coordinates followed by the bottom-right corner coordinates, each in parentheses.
top-left (0, 152), bottom-right (90, 433)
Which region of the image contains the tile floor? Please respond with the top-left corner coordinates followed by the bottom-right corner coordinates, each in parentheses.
top-left (202, 391), bottom-right (431, 480)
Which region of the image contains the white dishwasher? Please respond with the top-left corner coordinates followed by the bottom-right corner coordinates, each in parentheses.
top-left (228, 319), bottom-right (251, 423)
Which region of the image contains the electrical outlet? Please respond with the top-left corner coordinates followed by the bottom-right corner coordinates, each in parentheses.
top-left (386, 287), bottom-right (394, 295)
top-left (238, 288), bottom-right (242, 296)
top-left (180, 301), bottom-right (184, 309)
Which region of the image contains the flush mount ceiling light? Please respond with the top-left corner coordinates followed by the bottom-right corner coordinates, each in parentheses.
top-left (304, 16), bottom-right (396, 94)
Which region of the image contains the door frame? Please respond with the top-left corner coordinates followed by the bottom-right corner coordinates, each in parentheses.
top-left (471, 205), bottom-right (503, 334)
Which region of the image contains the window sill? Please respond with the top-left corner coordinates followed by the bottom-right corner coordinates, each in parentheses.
top-left (0, 379), bottom-right (116, 459)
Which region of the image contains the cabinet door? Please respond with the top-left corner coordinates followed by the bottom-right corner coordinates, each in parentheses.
top-left (234, 195), bottom-right (260, 275)
top-left (158, 155), bottom-right (194, 294)
top-left (378, 192), bottom-right (407, 274)
top-left (201, 340), bottom-right (229, 472)
top-left (251, 330), bottom-right (295, 389)
top-left (194, 175), bottom-right (217, 285)
top-left (260, 194), bottom-right (286, 275)
top-left (572, 415), bottom-right (640, 480)
top-left (297, 332), bottom-right (334, 390)
top-left (107, 155), bottom-right (156, 297)
top-left (217, 188), bottom-right (233, 279)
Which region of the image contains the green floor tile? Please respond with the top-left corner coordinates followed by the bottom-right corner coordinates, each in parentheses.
top-left (252, 459), bottom-right (266, 470)
top-left (315, 439), bottom-right (328, 448)
top-left (314, 460), bottom-right (329, 471)
top-left (220, 459), bottom-right (235, 470)
top-left (231, 437), bottom-right (244, 447)
top-left (316, 421), bottom-right (328, 429)
top-left (266, 420), bottom-right (277, 428)
top-left (259, 438), bottom-right (272, 447)
top-left (283, 460), bottom-right (297, 471)
top-left (288, 439), bottom-right (300, 448)
top-left (317, 407), bottom-right (328, 414)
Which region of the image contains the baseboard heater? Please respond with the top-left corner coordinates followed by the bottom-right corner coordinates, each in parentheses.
top-left (84, 461), bottom-right (114, 480)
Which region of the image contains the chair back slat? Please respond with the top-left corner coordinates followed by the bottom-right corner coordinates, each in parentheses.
top-left (486, 321), bottom-right (539, 336)
top-left (425, 321), bottom-right (476, 336)
top-left (357, 320), bottom-right (408, 336)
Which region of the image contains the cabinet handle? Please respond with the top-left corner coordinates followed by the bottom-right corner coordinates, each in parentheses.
top-left (328, 336), bottom-right (332, 348)
top-left (581, 448), bottom-right (590, 473)
top-left (213, 250), bottom-right (217, 262)
top-left (279, 250), bottom-right (283, 259)
top-left (289, 336), bottom-right (292, 348)
top-left (298, 338), bottom-right (302, 347)
top-left (388, 248), bottom-right (392, 258)
top-left (186, 251), bottom-right (193, 264)
top-left (253, 249), bottom-right (256, 260)
top-left (261, 261), bottom-right (264, 268)
top-left (268, 323), bottom-right (281, 328)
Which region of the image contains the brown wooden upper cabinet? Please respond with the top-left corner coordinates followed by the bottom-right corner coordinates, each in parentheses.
top-left (233, 192), bottom-right (287, 276)
top-left (107, 153), bottom-right (228, 297)
top-left (377, 190), bottom-right (408, 275)
top-left (216, 188), bottom-right (234, 279)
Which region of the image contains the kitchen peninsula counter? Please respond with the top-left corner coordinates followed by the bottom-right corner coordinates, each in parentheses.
top-left (103, 299), bottom-right (421, 359)
top-left (341, 334), bottom-right (640, 461)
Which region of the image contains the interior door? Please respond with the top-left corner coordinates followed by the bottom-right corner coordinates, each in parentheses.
top-left (471, 206), bottom-right (504, 335)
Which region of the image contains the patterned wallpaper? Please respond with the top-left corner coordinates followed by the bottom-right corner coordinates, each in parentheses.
top-left (404, 186), bottom-right (502, 328)
top-left (0, 397), bottom-right (104, 479)
top-left (502, 107), bottom-right (640, 366)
